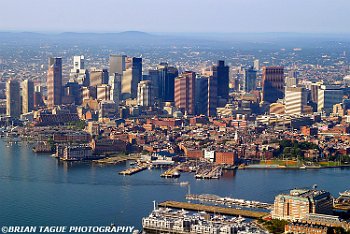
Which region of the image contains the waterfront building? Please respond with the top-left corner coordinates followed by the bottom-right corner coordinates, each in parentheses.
top-left (272, 189), bottom-right (333, 221)
top-left (121, 57), bottom-right (142, 100)
top-left (22, 79), bottom-right (34, 114)
top-left (47, 57), bottom-right (63, 107)
top-left (56, 145), bottom-right (93, 161)
top-left (137, 80), bottom-right (153, 107)
top-left (285, 86), bottom-right (308, 115)
top-left (6, 79), bottom-right (21, 118)
top-left (318, 85), bottom-right (343, 115)
top-left (109, 54), bottom-right (126, 75)
top-left (174, 71), bottom-right (196, 115)
top-left (262, 66), bottom-right (284, 103)
top-left (212, 60), bottom-right (229, 102)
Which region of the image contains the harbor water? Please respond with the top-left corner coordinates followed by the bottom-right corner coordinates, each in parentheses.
top-left (1, 139), bottom-right (350, 229)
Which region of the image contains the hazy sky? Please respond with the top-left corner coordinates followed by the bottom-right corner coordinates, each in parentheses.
top-left (1, 0), bottom-right (349, 33)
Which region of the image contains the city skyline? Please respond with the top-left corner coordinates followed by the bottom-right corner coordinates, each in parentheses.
top-left (0, 0), bottom-right (349, 34)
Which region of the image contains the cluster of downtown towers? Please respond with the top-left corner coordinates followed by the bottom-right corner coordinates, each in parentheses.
top-left (6, 55), bottom-right (282, 118)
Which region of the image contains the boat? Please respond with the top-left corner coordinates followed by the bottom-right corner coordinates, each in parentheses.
top-left (340, 190), bottom-right (350, 197)
top-left (179, 181), bottom-right (189, 186)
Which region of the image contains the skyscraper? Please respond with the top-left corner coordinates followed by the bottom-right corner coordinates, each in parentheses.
top-left (97, 84), bottom-right (111, 101)
top-left (158, 63), bottom-right (178, 102)
top-left (262, 66), bottom-right (284, 103)
top-left (253, 59), bottom-right (260, 71)
top-left (90, 69), bottom-right (109, 87)
top-left (174, 71), bottom-right (196, 115)
top-left (212, 60), bottom-right (229, 102)
top-left (318, 85), bottom-right (343, 115)
top-left (109, 55), bottom-right (126, 75)
top-left (121, 57), bottom-right (142, 99)
top-left (22, 79), bottom-right (34, 114)
top-left (109, 73), bottom-right (121, 104)
top-left (195, 76), bottom-right (217, 116)
top-left (6, 80), bottom-right (21, 118)
top-left (285, 87), bottom-right (308, 115)
top-left (47, 57), bottom-right (63, 107)
top-left (73, 55), bottom-right (85, 70)
top-left (137, 80), bottom-right (153, 107)
top-left (243, 67), bottom-right (257, 92)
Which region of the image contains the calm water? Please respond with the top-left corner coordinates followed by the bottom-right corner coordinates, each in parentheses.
top-left (1, 139), bottom-right (350, 229)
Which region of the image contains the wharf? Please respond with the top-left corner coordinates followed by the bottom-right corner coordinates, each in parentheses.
top-left (158, 201), bottom-right (269, 219)
top-left (161, 166), bottom-right (180, 178)
top-left (195, 165), bottom-right (222, 179)
top-left (119, 164), bottom-right (148, 175)
top-left (93, 154), bottom-right (139, 165)
top-left (186, 194), bottom-right (273, 210)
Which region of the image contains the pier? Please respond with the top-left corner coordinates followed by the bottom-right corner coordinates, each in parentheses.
top-left (186, 194), bottom-right (273, 210)
top-left (158, 201), bottom-right (269, 219)
top-left (119, 164), bottom-right (148, 175)
top-left (195, 165), bottom-right (222, 179)
top-left (160, 166), bottom-right (180, 178)
top-left (93, 154), bottom-right (139, 165)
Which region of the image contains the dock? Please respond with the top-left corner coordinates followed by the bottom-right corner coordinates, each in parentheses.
top-left (93, 154), bottom-right (139, 165)
top-left (186, 194), bottom-right (273, 210)
top-left (161, 166), bottom-right (180, 178)
top-left (195, 165), bottom-right (222, 179)
top-left (158, 201), bottom-right (269, 219)
top-left (119, 164), bottom-right (148, 175)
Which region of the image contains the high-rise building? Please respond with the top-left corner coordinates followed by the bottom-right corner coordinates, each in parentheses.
top-left (158, 63), bottom-right (178, 102)
top-left (262, 66), bottom-right (284, 103)
top-left (97, 84), bottom-right (111, 101)
top-left (109, 73), bottom-right (121, 104)
top-left (272, 189), bottom-right (333, 221)
top-left (137, 80), bottom-right (153, 107)
top-left (122, 57), bottom-right (142, 99)
top-left (148, 69), bottom-right (160, 101)
top-left (63, 81), bottom-right (81, 105)
top-left (195, 76), bottom-right (217, 116)
top-left (70, 55), bottom-right (89, 86)
top-left (285, 87), bottom-right (308, 115)
top-left (174, 71), bottom-right (196, 115)
top-left (318, 85), bottom-right (343, 114)
top-left (212, 60), bottom-right (229, 101)
top-left (243, 67), bottom-right (257, 92)
top-left (22, 79), bottom-right (34, 114)
top-left (73, 55), bottom-right (85, 70)
top-left (6, 80), bottom-right (21, 117)
top-left (109, 55), bottom-right (126, 75)
top-left (47, 57), bottom-right (63, 107)
top-left (90, 69), bottom-right (109, 87)
top-left (285, 77), bottom-right (298, 88)
top-left (99, 100), bottom-right (117, 119)
top-left (253, 59), bottom-right (260, 71)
